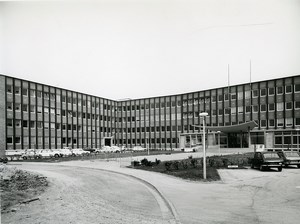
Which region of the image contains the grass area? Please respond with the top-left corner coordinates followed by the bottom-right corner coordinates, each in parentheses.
top-left (133, 152), bottom-right (254, 181)
top-left (0, 166), bottom-right (48, 212)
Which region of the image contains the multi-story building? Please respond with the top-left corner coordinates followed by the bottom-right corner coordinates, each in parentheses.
top-left (1, 74), bottom-right (300, 156)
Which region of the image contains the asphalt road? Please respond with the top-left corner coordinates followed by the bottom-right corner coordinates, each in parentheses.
top-left (3, 156), bottom-right (300, 224)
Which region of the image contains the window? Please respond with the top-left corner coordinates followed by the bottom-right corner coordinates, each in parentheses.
top-left (238, 106), bottom-right (243, 114)
top-left (37, 91), bottom-right (42, 98)
top-left (223, 93), bottom-right (228, 101)
top-left (7, 137), bottom-right (13, 144)
top-left (218, 94), bottom-right (223, 101)
top-left (260, 104), bottom-right (266, 112)
top-left (44, 122), bottom-right (49, 129)
top-left (15, 137), bottom-right (21, 144)
top-left (7, 102), bottom-right (13, 110)
top-left (15, 119), bottom-right (21, 127)
top-left (277, 118), bottom-right (284, 127)
top-left (50, 123), bottom-right (55, 129)
top-left (224, 108), bottom-right (230, 114)
top-left (261, 120), bottom-right (267, 127)
top-left (286, 118), bottom-right (293, 127)
top-left (22, 104), bottom-right (28, 112)
top-left (277, 86), bottom-right (283, 94)
top-left (231, 93), bottom-right (236, 100)
top-left (252, 105), bottom-right (258, 113)
top-left (238, 92), bottom-right (243, 100)
top-left (22, 88), bottom-right (28, 96)
top-left (286, 102), bottom-right (293, 110)
top-left (295, 101), bottom-right (300, 109)
top-left (15, 104), bottom-right (21, 111)
top-left (295, 84), bottom-right (300, 92)
top-left (231, 107), bottom-right (236, 114)
top-left (30, 89), bottom-right (36, 97)
top-left (260, 89), bottom-right (266, 97)
top-left (269, 103), bottom-right (275, 111)
top-left (277, 102), bottom-right (284, 111)
top-left (269, 119), bottom-right (275, 127)
top-left (15, 86), bottom-right (20, 94)
top-left (7, 85), bottom-right (12, 93)
top-left (37, 121), bottom-right (43, 128)
top-left (50, 108), bottom-right (55, 114)
top-left (252, 89), bottom-right (258, 97)
top-left (245, 91), bottom-right (250, 99)
top-left (30, 121), bottom-right (35, 128)
top-left (7, 119), bottom-right (13, 127)
top-left (245, 106), bottom-right (251, 113)
top-left (296, 118), bottom-right (300, 126)
top-left (44, 107), bottom-right (49, 114)
top-left (285, 85), bottom-right (292, 94)
top-left (268, 87), bottom-right (274, 95)
top-left (23, 120), bottom-right (28, 128)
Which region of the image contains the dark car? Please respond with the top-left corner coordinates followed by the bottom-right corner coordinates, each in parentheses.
top-left (278, 151), bottom-right (300, 168)
top-left (251, 151), bottom-right (283, 172)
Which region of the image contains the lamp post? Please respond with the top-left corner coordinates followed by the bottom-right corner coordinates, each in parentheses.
top-left (200, 112), bottom-right (208, 180)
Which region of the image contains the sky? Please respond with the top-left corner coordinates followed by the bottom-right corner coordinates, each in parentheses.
top-left (0, 0), bottom-right (300, 100)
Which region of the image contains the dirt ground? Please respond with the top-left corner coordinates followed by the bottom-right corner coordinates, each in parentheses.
top-left (2, 154), bottom-right (300, 224)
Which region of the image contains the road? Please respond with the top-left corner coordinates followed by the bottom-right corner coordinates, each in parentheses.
top-left (2, 164), bottom-right (174, 224)
top-left (2, 156), bottom-right (300, 224)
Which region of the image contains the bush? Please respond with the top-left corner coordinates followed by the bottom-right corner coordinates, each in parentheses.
top-left (141, 158), bottom-right (152, 166)
top-left (190, 158), bottom-right (198, 168)
top-left (181, 161), bottom-right (188, 169)
top-left (165, 161), bottom-right (173, 171)
top-left (155, 158), bottom-right (161, 165)
top-left (173, 161), bottom-right (180, 170)
top-left (132, 161), bottom-right (140, 167)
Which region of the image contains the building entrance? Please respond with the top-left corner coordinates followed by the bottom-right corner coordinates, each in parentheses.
top-left (227, 133), bottom-right (249, 148)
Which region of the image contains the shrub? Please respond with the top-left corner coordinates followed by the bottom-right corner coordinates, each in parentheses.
top-left (141, 158), bottom-right (149, 166)
top-left (141, 158), bottom-right (153, 166)
top-left (173, 161), bottom-right (180, 170)
top-left (181, 161), bottom-right (188, 169)
top-left (188, 155), bottom-right (193, 159)
top-left (165, 161), bottom-right (173, 171)
top-left (190, 158), bottom-right (197, 168)
top-left (155, 158), bottom-right (161, 165)
top-left (132, 161), bottom-right (140, 167)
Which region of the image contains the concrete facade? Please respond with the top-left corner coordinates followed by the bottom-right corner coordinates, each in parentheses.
top-left (1, 74), bottom-right (300, 154)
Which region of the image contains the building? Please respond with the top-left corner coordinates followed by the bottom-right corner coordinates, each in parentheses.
top-left (1, 74), bottom-right (300, 156)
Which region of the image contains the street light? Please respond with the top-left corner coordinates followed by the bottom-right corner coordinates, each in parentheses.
top-left (200, 112), bottom-right (208, 180)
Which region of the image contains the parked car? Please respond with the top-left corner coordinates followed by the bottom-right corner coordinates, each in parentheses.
top-left (71, 148), bottom-right (90, 156)
top-left (251, 151), bottom-right (283, 172)
top-left (59, 148), bottom-right (73, 157)
top-left (278, 151), bottom-right (300, 168)
top-left (22, 149), bottom-right (40, 160)
top-left (132, 146), bottom-right (146, 152)
top-left (37, 149), bottom-right (61, 158)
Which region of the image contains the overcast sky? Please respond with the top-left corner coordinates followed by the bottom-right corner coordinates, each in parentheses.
top-left (1, 0), bottom-right (300, 100)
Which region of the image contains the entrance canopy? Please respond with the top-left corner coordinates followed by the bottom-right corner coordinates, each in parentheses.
top-left (206, 121), bottom-right (258, 133)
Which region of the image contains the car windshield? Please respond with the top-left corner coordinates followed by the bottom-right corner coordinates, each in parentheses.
top-left (263, 153), bottom-right (280, 159)
top-left (285, 152), bottom-right (300, 157)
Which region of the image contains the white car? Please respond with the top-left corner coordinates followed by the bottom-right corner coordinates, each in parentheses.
top-left (71, 148), bottom-right (90, 156)
top-left (37, 149), bottom-right (60, 158)
top-left (22, 149), bottom-right (40, 160)
top-left (132, 146), bottom-right (146, 152)
top-left (59, 148), bottom-right (73, 157)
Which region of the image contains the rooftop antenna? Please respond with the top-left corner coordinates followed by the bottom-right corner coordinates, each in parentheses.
top-left (250, 60), bottom-right (252, 88)
top-left (228, 64), bottom-right (230, 96)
